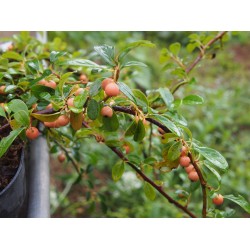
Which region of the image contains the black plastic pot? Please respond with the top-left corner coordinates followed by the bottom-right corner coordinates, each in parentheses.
top-left (0, 150), bottom-right (26, 218)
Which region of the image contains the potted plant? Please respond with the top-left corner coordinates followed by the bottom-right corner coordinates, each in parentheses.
top-left (0, 31), bottom-right (249, 218)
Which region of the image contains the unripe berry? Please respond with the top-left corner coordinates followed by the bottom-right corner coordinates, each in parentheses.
top-left (79, 74), bottom-right (88, 83)
top-left (56, 115), bottom-right (70, 127)
top-left (58, 153), bottom-right (66, 163)
top-left (101, 78), bottom-right (115, 90)
top-left (180, 146), bottom-right (188, 156)
top-left (179, 156), bottom-right (191, 167)
top-left (0, 86), bottom-right (6, 94)
top-left (123, 145), bottom-right (131, 154)
top-left (101, 106), bottom-right (113, 117)
top-left (188, 171), bottom-right (199, 182)
top-left (185, 164), bottom-right (194, 174)
top-left (75, 88), bottom-right (84, 96)
top-left (212, 194), bottom-right (224, 205)
top-left (104, 83), bottom-right (120, 97)
top-left (67, 97), bottom-right (75, 107)
top-left (26, 126), bottom-right (39, 140)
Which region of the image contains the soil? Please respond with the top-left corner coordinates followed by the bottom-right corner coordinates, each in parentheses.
top-left (0, 118), bottom-right (24, 192)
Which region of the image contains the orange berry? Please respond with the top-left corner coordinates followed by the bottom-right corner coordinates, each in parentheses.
top-left (104, 83), bottom-right (120, 96)
top-left (185, 164), bottom-right (194, 174)
top-left (67, 98), bottom-right (75, 107)
top-left (26, 126), bottom-right (39, 140)
top-left (58, 153), bottom-right (66, 163)
top-left (7, 44), bottom-right (14, 50)
top-left (180, 146), bottom-right (188, 156)
top-left (179, 156), bottom-right (191, 167)
top-left (46, 103), bottom-right (53, 109)
top-left (0, 86), bottom-right (6, 94)
top-left (38, 79), bottom-right (48, 86)
top-left (44, 121), bottom-right (57, 128)
top-left (56, 115), bottom-right (70, 127)
top-left (101, 106), bottom-right (113, 117)
top-left (46, 80), bottom-right (57, 89)
top-left (101, 78), bottom-right (115, 90)
top-left (79, 74), bottom-right (88, 83)
top-left (212, 194), bottom-right (224, 205)
top-left (75, 88), bottom-right (84, 96)
top-left (158, 127), bottom-right (165, 134)
top-left (123, 145), bottom-right (131, 154)
top-left (188, 171), bottom-right (199, 182)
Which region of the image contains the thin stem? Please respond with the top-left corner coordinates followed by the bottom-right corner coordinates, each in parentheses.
top-left (188, 152), bottom-right (207, 218)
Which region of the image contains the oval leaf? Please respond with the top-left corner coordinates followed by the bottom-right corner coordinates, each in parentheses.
top-left (169, 42), bottom-right (181, 56)
top-left (133, 120), bottom-right (145, 142)
top-left (158, 87), bottom-right (174, 108)
top-left (117, 82), bottom-right (137, 104)
top-left (87, 99), bottom-right (100, 120)
top-left (224, 194), bottom-right (250, 214)
top-left (102, 113), bottom-right (119, 132)
top-left (183, 95), bottom-right (204, 105)
top-left (167, 141), bottom-right (182, 161)
top-left (112, 161), bottom-right (125, 182)
top-left (144, 182), bottom-right (156, 201)
top-left (70, 111), bottom-right (83, 131)
top-left (31, 112), bottom-right (61, 122)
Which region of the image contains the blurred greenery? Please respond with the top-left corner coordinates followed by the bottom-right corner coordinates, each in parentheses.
top-left (47, 31), bottom-right (250, 218)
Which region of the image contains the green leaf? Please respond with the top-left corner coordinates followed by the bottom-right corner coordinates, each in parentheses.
top-left (102, 113), bottom-right (119, 131)
top-left (132, 89), bottom-right (149, 109)
top-left (117, 82), bottom-right (137, 104)
top-left (149, 114), bottom-right (181, 136)
top-left (14, 110), bottom-right (30, 127)
top-left (2, 51), bottom-right (23, 61)
top-left (0, 106), bottom-right (6, 118)
top-left (0, 128), bottom-right (24, 158)
top-left (125, 120), bottom-right (137, 136)
top-left (133, 120), bottom-right (145, 142)
top-left (75, 128), bottom-right (93, 138)
top-left (50, 51), bottom-right (67, 63)
top-left (8, 99), bottom-right (28, 114)
top-left (73, 90), bottom-right (88, 109)
top-left (31, 112), bottom-right (61, 122)
top-left (118, 40), bottom-right (155, 61)
top-left (94, 45), bottom-right (115, 66)
top-left (26, 59), bottom-right (40, 73)
top-left (194, 146), bottom-right (228, 170)
top-left (144, 182), bottom-right (156, 201)
top-left (169, 42), bottom-right (181, 56)
top-left (30, 69), bottom-right (52, 86)
top-left (87, 99), bottom-right (100, 120)
top-left (204, 160), bottom-right (221, 184)
top-left (58, 59), bottom-right (104, 68)
top-left (89, 79), bottom-right (101, 97)
top-left (30, 85), bottom-right (55, 98)
top-left (167, 141), bottom-right (182, 161)
top-left (178, 125), bottom-right (192, 140)
top-left (183, 95), bottom-right (204, 105)
top-left (112, 161), bottom-right (125, 182)
top-left (121, 61), bottom-right (148, 69)
top-left (224, 194), bottom-right (250, 213)
top-left (158, 87), bottom-right (174, 108)
top-left (58, 72), bottom-right (74, 94)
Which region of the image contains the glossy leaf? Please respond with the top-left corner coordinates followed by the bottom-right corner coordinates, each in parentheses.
top-left (125, 120), bottom-right (137, 136)
top-left (121, 61), bottom-right (148, 69)
top-left (94, 45), bottom-right (115, 66)
top-left (30, 85), bottom-right (55, 98)
top-left (58, 72), bottom-right (74, 94)
top-left (2, 51), bottom-right (23, 61)
top-left (167, 141), bottom-right (182, 161)
top-left (14, 110), bottom-right (30, 127)
top-left (0, 106), bottom-right (6, 118)
top-left (117, 82), bottom-right (137, 104)
top-left (112, 161), bottom-right (125, 182)
top-left (58, 59), bottom-right (104, 68)
top-left (183, 95), bottom-right (204, 105)
top-left (149, 114), bottom-right (181, 136)
top-left (0, 128), bottom-right (24, 158)
top-left (50, 51), bottom-right (67, 63)
top-left (87, 99), bottom-right (100, 120)
top-left (89, 79), bottom-right (102, 97)
top-left (133, 120), bottom-right (145, 142)
top-left (73, 90), bottom-right (88, 109)
top-left (158, 87), bottom-right (174, 108)
top-left (132, 89), bottom-right (149, 108)
top-left (70, 111), bottom-right (83, 131)
top-left (204, 160), bottom-right (221, 184)
top-left (144, 182), bottom-right (156, 201)
top-left (169, 42), bottom-right (181, 56)
top-left (8, 99), bottom-right (28, 114)
top-left (102, 113), bottom-right (119, 131)
top-left (224, 194), bottom-right (250, 213)
top-left (194, 146), bottom-right (228, 170)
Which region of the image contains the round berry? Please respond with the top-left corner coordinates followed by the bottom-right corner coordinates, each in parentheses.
top-left (75, 88), bottom-right (84, 96)
top-left (79, 74), bottom-right (88, 83)
top-left (0, 86), bottom-right (6, 94)
top-left (26, 126), bottom-right (39, 140)
top-left (212, 194), bottom-right (224, 205)
top-left (123, 145), bottom-right (131, 154)
top-left (104, 83), bottom-right (120, 97)
top-left (179, 156), bottom-right (191, 167)
top-left (185, 164), bottom-right (194, 174)
top-left (44, 121), bottom-right (57, 128)
top-left (58, 153), bottom-right (66, 163)
top-left (101, 106), bottom-right (113, 117)
top-left (188, 171), bottom-right (199, 182)
top-left (38, 79), bottom-right (48, 86)
top-left (56, 115), bottom-right (70, 127)
top-left (67, 97), bottom-right (75, 107)
top-left (101, 78), bottom-right (115, 90)
top-left (46, 80), bottom-right (57, 89)
top-left (180, 146), bottom-right (188, 156)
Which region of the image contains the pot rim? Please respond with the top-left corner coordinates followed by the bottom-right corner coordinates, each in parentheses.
top-left (0, 149), bottom-right (24, 196)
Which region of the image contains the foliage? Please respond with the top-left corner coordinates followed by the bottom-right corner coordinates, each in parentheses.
top-left (0, 31), bottom-right (249, 218)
